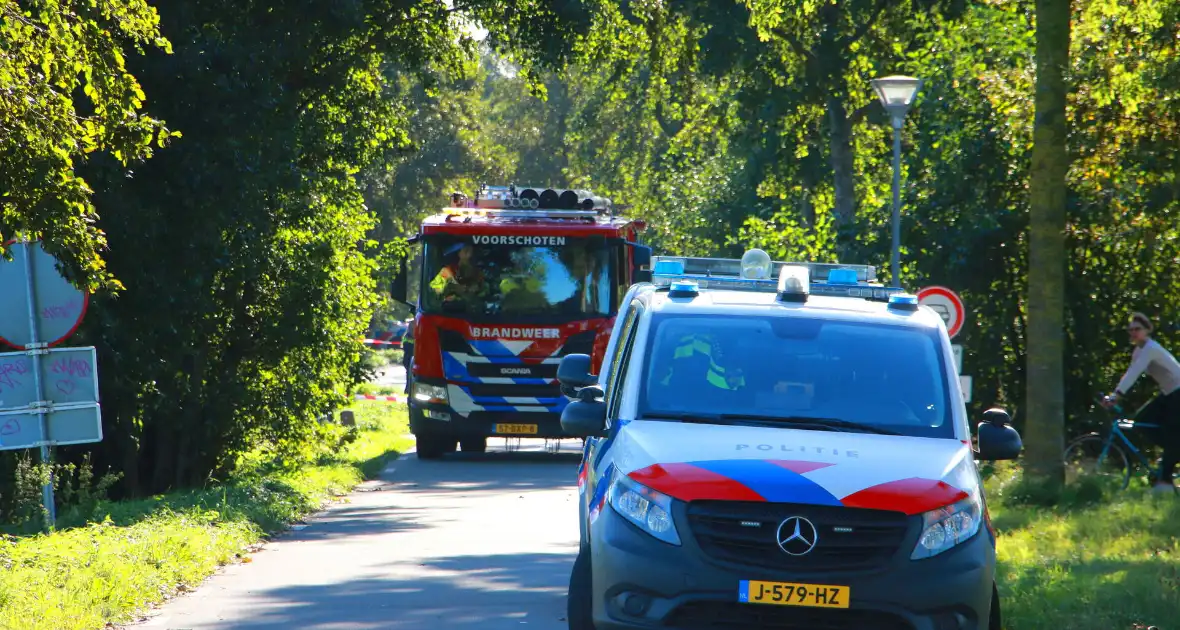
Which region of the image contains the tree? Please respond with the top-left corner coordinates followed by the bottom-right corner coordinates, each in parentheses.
top-left (69, 0), bottom-right (596, 495)
top-left (1023, 0), bottom-right (1071, 489)
top-left (0, 0), bottom-right (175, 287)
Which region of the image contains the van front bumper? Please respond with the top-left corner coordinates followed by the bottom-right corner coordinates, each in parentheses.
top-left (588, 500), bottom-right (996, 630)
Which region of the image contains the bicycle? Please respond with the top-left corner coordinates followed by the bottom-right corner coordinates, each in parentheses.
top-left (1062, 396), bottom-right (1172, 491)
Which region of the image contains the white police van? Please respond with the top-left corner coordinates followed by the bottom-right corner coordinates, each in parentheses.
top-left (556, 250), bottom-right (1022, 630)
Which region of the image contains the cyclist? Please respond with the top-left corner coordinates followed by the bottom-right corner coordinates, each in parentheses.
top-left (1102, 311), bottom-right (1180, 494)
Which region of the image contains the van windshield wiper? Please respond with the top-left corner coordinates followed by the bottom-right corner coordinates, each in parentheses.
top-left (718, 414), bottom-right (899, 435)
top-left (642, 412), bottom-right (897, 435)
top-left (642, 412), bottom-right (736, 425)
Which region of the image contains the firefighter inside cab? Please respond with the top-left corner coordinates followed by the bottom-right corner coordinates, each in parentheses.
top-left (429, 242), bottom-right (485, 304)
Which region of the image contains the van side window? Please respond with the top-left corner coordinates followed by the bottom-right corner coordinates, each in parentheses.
top-left (606, 299), bottom-right (644, 419)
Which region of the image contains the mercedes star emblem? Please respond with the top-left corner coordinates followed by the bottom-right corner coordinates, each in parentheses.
top-left (776, 516), bottom-right (819, 556)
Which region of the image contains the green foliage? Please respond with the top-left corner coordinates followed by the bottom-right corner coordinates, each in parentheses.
top-left (0, 0), bottom-right (177, 288)
top-left (0, 0), bottom-right (604, 502)
top-left (985, 464), bottom-right (1180, 629)
top-left (0, 403), bottom-right (410, 630)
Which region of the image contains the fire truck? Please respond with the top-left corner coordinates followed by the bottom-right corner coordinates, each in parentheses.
top-left (390, 185), bottom-right (651, 459)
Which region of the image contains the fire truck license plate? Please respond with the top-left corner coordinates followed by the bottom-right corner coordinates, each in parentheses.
top-left (494, 423), bottom-right (538, 435)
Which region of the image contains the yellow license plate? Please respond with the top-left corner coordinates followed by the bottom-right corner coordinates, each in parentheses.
top-left (494, 423), bottom-right (538, 435)
top-left (739, 580), bottom-right (849, 609)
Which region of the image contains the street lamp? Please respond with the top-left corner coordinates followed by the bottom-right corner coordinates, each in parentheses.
top-left (870, 74), bottom-right (923, 287)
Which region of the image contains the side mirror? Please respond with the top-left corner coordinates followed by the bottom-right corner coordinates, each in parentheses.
top-left (976, 407), bottom-right (1023, 461)
top-left (557, 353), bottom-right (597, 388)
top-left (561, 397), bottom-right (608, 438)
top-left (391, 258), bottom-right (410, 306)
top-left (628, 243), bottom-right (653, 284)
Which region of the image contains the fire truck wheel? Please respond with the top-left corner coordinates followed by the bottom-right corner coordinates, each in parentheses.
top-left (460, 437), bottom-right (488, 453)
top-left (416, 432), bottom-right (452, 459)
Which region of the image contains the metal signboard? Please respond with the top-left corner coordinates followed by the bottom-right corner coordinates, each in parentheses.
top-left (0, 238), bottom-right (100, 529)
top-left (0, 347), bottom-right (100, 409)
top-left (0, 240), bottom-right (90, 350)
top-left (916, 286), bottom-right (966, 340)
top-left (951, 344), bottom-right (963, 374)
top-left (0, 404), bottom-right (103, 451)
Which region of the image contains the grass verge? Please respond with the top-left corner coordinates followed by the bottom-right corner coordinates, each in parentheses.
top-left (0, 402), bottom-right (411, 630)
top-left (986, 464), bottom-right (1180, 629)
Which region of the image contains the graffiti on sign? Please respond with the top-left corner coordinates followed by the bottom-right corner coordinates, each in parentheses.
top-left (42, 299), bottom-right (83, 320)
top-left (0, 359), bottom-right (30, 392)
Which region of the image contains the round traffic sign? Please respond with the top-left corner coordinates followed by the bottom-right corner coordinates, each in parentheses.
top-left (0, 240), bottom-right (90, 350)
top-left (916, 286), bottom-right (966, 339)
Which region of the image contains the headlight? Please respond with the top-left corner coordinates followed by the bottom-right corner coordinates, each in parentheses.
top-left (910, 485), bottom-right (983, 560)
top-left (607, 470), bottom-right (681, 545)
top-left (413, 382), bottom-right (448, 405)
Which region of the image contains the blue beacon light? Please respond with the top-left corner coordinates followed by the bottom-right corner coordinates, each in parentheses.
top-left (668, 280), bottom-right (700, 297)
top-left (888, 293), bottom-right (919, 311)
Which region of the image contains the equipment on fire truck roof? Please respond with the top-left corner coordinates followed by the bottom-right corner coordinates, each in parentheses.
top-left (442, 183), bottom-right (618, 219)
top-left (651, 249), bottom-right (910, 304)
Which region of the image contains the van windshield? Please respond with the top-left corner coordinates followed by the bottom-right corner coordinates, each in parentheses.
top-left (638, 314), bottom-right (955, 438)
top-left (420, 235), bottom-right (615, 320)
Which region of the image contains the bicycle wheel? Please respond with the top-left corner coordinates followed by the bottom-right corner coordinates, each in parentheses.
top-left (1064, 435), bottom-right (1131, 489)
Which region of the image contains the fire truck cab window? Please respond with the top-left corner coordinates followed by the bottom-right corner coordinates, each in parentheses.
top-left (422, 236), bottom-right (614, 318)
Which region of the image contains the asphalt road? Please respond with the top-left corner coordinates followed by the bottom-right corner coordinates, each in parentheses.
top-left (132, 439), bottom-right (583, 630)
top-left (372, 365), bottom-right (407, 390)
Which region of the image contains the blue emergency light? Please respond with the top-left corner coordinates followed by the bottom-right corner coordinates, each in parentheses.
top-left (827, 268), bottom-right (859, 285)
top-left (668, 280), bottom-right (700, 297)
top-left (649, 250), bottom-right (904, 302)
top-left (887, 293), bottom-right (920, 311)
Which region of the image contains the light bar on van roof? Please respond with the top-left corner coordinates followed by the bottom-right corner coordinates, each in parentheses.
top-left (651, 255), bottom-right (877, 283)
top-left (651, 254), bottom-right (901, 301)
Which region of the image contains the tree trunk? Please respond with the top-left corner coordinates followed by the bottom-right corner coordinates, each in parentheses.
top-left (827, 97), bottom-right (857, 227)
top-left (1024, 0), bottom-right (1071, 491)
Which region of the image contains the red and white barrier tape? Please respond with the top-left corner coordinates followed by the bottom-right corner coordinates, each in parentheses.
top-left (354, 394), bottom-right (407, 403)
top-left (363, 338), bottom-right (401, 346)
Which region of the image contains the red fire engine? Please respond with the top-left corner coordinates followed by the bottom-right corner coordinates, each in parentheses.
top-left (391, 185), bottom-right (651, 458)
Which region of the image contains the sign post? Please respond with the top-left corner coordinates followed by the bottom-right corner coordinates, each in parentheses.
top-left (0, 239), bottom-right (100, 531)
top-left (917, 286), bottom-right (971, 404)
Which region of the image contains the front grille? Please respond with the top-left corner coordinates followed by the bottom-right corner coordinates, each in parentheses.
top-left (687, 501), bottom-right (910, 572)
top-left (664, 602), bottom-right (913, 629)
top-left (463, 383), bottom-right (562, 399)
top-left (466, 362), bottom-right (558, 379)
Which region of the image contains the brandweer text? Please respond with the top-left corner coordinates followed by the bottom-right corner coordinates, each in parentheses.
top-left (470, 327), bottom-right (561, 339)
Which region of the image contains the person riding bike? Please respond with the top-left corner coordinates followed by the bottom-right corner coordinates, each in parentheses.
top-left (1101, 312), bottom-right (1180, 494)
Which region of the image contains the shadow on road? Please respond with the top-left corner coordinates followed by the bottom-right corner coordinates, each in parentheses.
top-left (387, 448), bottom-right (583, 494)
top-left (222, 552), bottom-right (573, 629)
top-left (290, 504), bottom-right (437, 542)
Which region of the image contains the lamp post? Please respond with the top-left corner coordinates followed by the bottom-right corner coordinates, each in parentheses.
top-left (870, 75), bottom-right (923, 287)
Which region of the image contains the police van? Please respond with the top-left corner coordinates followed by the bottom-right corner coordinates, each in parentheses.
top-left (556, 250), bottom-right (1022, 630)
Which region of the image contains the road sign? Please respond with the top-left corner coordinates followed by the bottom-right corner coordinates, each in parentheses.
top-left (0, 404), bottom-right (103, 451)
top-left (0, 347), bottom-right (100, 410)
top-left (0, 239), bottom-right (100, 529)
top-left (951, 344), bottom-right (963, 374)
top-left (959, 375), bottom-right (973, 403)
top-left (917, 286), bottom-right (966, 339)
top-left (0, 240), bottom-right (90, 350)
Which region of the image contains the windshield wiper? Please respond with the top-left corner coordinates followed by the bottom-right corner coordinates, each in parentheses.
top-left (642, 412), bottom-right (898, 435)
top-left (718, 414), bottom-right (900, 435)
top-left (642, 412), bottom-right (737, 425)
